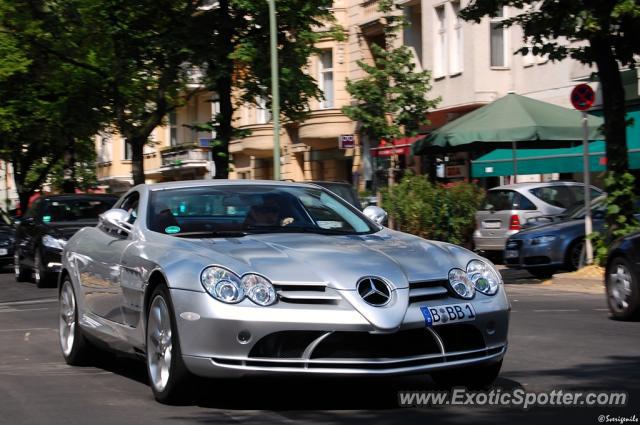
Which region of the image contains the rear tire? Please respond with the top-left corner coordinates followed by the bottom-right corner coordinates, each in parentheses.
top-left (146, 285), bottom-right (192, 404)
top-left (59, 278), bottom-right (93, 365)
top-left (606, 257), bottom-right (640, 321)
top-left (431, 360), bottom-right (503, 390)
top-left (14, 250), bottom-right (29, 282)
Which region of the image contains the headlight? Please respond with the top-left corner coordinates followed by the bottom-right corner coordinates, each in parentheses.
top-left (242, 274), bottom-right (277, 306)
top-left (200, 266), bottom-right (244, 303)
top-left (531, 235), bottom-right (557, 245)
top-left (448, 268), bottom-right (475, 299)
top-left (466, 259), bottom-right (501, 295)
top-left (42, 235), bottom-right (67, 250)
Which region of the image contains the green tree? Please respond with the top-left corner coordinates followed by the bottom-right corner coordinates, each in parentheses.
top-left (342, 0), bottom-right (440, 145)
top-left (199, 0), bottom-right (341, 178)
top-left (0, 0), bottom-right (107, 212)
top-left (460, 0), bottom-right (640, 243)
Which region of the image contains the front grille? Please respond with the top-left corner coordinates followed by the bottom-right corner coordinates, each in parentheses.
top-left (408, 280), bottom-right (449, 303)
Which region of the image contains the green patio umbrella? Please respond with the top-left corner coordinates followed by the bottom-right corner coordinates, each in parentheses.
top-left (412, 93), bottom-right (604, 155)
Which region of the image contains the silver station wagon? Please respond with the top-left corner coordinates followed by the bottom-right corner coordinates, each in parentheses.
top-left (58, 180), bottom-right (509, 403)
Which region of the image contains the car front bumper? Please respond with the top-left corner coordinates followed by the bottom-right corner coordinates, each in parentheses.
top-left (504, 239), bottom-right (566, 269)
top-left (170, 287), bottom-right (510, 378)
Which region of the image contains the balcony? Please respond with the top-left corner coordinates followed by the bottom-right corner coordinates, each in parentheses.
top-left (157, 144), bottom-right (212, 180)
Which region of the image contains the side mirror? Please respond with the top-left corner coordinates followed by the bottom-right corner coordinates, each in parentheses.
top-left (99, 209), bottom-right (133, 234)
top-left (363, 206), bottom-right (388, 226)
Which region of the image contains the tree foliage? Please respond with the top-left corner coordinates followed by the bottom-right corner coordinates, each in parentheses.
top-left (0, 0), bottom-right (107, 212)
top-left (342, 0), bottom-right (440, 142)
top-left (460, 0), bottom-right (640, 248)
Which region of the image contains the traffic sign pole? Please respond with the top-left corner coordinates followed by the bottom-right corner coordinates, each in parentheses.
top-left (571, 83), bottom-right (595, 267)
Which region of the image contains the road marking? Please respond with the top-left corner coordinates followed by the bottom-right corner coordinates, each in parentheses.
top-left (593, 308), bottom-right (609, 311)
top-left (0, 298), bottom-right (57, 307)
top-left (0, 328), bottom-right (56, 333)
top-left (533, 309), bottom-right (580, 312)
top-left (0, 308), bottom-right (50, 314)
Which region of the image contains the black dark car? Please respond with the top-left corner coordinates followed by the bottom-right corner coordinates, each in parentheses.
top-left (14, 194), bottom-right (118, 287)
top-left (606, 232), bottom-right (640, 320)
top-left (0, 209), bottom-right (16, 267)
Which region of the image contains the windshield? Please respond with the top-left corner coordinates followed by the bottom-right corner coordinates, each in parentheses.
top-left (147, 185), bottom-right (377, 237)
top-left (41, 197), bottom-right (117, 223)
top-left (565, 196), bottom-right (606, 219)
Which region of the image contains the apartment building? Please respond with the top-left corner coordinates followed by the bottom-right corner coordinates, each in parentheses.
top-left (95, 0), bottom-right (640, 192)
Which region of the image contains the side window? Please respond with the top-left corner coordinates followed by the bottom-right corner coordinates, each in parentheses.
top-left (529, 186), bottom-right (575, 209)
top-left (120, 192), bottom-right (140, 224)
top-left (23, 199), bottom-right (42, 220)
top-left (514, 193), bottom-right (536, 211)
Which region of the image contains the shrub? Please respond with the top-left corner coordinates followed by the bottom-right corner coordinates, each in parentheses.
top-left (381, 175), bottom-right (484, 247)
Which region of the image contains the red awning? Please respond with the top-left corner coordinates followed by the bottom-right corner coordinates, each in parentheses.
top-left (371, 135), bottom-right (427, 157)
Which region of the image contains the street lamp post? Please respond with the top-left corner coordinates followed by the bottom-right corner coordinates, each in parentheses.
top-left (267, 0), bottom-right (281, 180)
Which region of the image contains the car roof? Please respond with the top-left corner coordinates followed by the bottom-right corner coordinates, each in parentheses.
top-left (140, 179), bottom-right (322, 192)
top-left (489, 181), bottom-right (587, 191)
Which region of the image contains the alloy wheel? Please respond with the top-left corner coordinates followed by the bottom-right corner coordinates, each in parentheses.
top-left (147, 295), bottom-right (173, 393)
top-left (59, 281), bottom-right (76, 357)
top-left (608, 264), bottom-right (632, 314)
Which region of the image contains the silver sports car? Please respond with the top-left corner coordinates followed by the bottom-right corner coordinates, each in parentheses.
top-left (58, 180), bottom-right (509, 403)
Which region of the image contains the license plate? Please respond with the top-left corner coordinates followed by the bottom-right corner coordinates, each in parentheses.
top-left (0, 248), bottom-right (6, 256)
top-left (420, 303), bottom-right (476, 327)
top-left (482, 221), bottom-right (501, 229)
top-left (505, 249), bottom-right (519, 259)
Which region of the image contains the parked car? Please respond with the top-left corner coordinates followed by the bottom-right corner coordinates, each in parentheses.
top-left (58, 180), bottom-right (509, 403)
top-left (503, 196), bottom-right (607, 278)
top-left (0, 209), bottom-right (16, 267)
top-left (474, 181), bottom-right (603, 254)
top-left (14, 194), bottom-right (118, 287)
top-left (308, 181), bottom-right (363, 210)
top-left (606, 232), bottom-right (640, 320)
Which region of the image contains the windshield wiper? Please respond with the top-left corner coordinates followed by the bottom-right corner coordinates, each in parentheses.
top-left (172, 230), bottom-right (248, 238)
top-left (245, 225), bottom-right (356, 235)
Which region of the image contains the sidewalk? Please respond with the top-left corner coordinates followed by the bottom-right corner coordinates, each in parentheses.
top-left (546, 265), bottom-right (605, 295)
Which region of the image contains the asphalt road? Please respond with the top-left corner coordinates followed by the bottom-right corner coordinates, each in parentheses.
top-left (0, 269), bottom-right (638, 425)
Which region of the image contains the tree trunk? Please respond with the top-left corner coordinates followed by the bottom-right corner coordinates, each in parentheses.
top-left (62, 141), bottom-right (76, 193)
top-left (210, 0), bottom-right (233, 180)
top-left (129, 137), bottom-right (146, 185)
top-left (592, 38), bottom-right (637, 238)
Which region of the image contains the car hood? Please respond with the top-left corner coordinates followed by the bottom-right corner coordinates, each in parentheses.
top-left (180, 229), bottom-right (475, 291)
top-left (516, 218), bottom-right (584, 237)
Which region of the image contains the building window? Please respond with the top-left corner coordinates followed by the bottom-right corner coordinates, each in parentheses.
top-left (318, 50), bottom-right (334, 109)
top-left (256, 96), bottom-right (272, 124)
top-left (169, 111), bottom-right (178, 146)
top-left (434, 5), bottom-right (447, 77)
top-left (403, 3), bottom-right (423, 68)
top-left (449, 1), bottom-right (463, 74)
top-left (98, 135), bottom-right (111, 163)
top-left (123, 140), bottom-right (132, 161)
top-left (490, 7), bottom-right (508, 67)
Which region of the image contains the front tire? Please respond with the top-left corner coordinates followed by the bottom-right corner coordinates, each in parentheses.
top-left (14, 250), bottom-right (29, 282)
top-left (566, 239), bottom-right (585, 271)
top-left (59, 278), bottom-right (92, 365)
top-left (34, 249), bottom-right (54, 288)
top-left (606, 257), bottom-right (640, 321)
top-left (146, 285), bottom-right (192, 404)
top-left (431, 360), bottom-right (503, 390)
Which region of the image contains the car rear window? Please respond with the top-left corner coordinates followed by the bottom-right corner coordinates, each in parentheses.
top-left (482, 190), bottom-right (535, 211)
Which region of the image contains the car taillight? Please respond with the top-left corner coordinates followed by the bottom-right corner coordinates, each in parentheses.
top-left (509, 214), bottom-right (521, 231)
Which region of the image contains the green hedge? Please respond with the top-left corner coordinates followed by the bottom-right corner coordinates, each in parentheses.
top-left (382, 175), bottom-right (484, 247)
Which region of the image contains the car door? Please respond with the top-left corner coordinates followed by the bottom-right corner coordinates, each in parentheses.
top-left (77, 192), bottom-right (139, 324)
